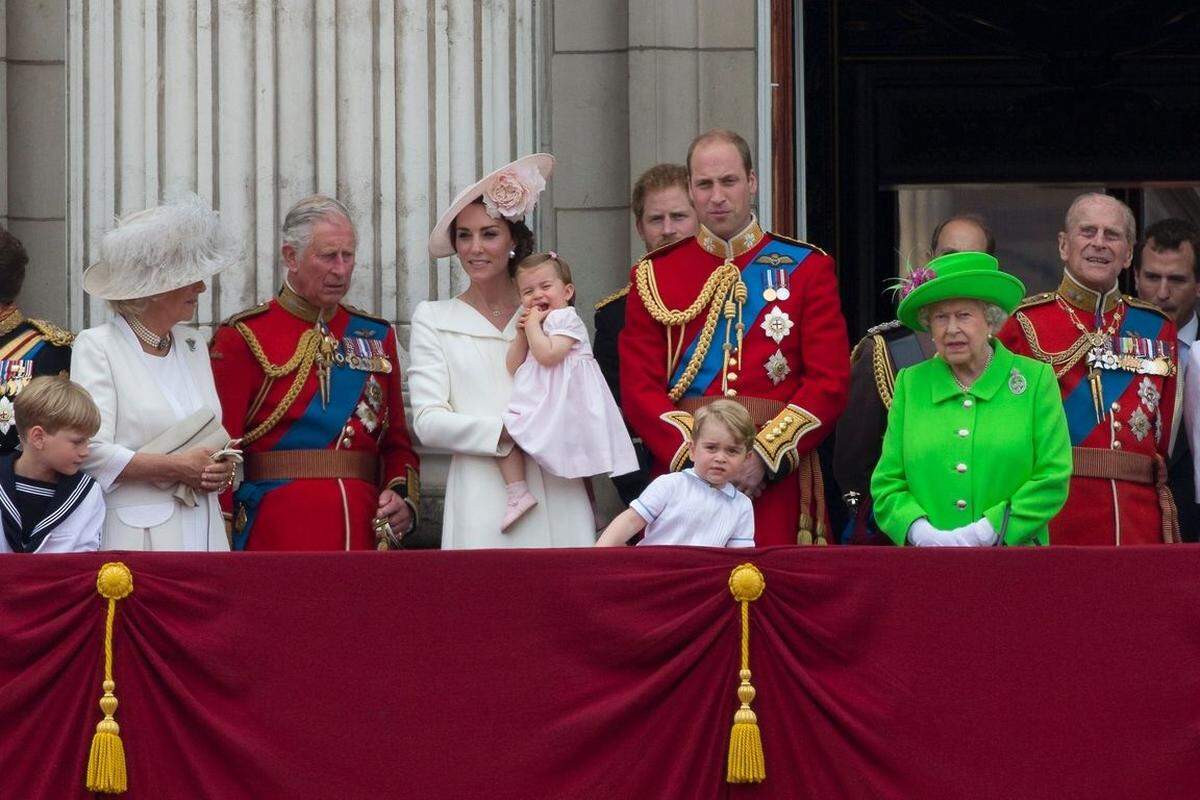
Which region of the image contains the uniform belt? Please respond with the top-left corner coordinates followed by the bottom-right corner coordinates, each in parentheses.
top-left (678, 396), bottom-right (786, 427)
top-left (244, 450), bottom-right (379, 483)
top-left (1071, 446), bottom-right (1154, 484)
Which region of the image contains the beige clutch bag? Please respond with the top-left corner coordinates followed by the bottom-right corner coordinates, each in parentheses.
top-left (138, 409), bottom-right (242, 506)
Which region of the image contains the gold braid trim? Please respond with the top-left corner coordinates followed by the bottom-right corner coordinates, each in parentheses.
top-left (869, 335), bottom-right (896, 409)
top-left (635, 259), bottom-right (741, 402)
top-left (235, 324), bottom-right (321, 444)
top-left (1015, 311), bottom-right (1093, 378)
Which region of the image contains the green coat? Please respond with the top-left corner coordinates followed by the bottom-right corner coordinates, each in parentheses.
top-left (870, 340), bottom-right (1071, 546)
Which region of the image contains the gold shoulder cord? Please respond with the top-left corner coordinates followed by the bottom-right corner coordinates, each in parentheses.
top-left (868, 335), bottom-right (896, 408)
top-left (635, 258), bottom-right (742, 401)
top-left (234, 322), bottom-right (321, 444)
top-left (1015, 311), bottom-right (1093, 378)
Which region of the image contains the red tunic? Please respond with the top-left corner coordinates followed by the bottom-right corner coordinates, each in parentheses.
top-left (210, 286), bottom-right (420, 550)
top-left (619, 219), bottom-right (850, 545)
top-left (997, 275), bottom-right (1178, 545)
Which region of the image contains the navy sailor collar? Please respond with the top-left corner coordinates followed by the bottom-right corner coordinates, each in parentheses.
top-left (0, 452), bottom-right (94, 553)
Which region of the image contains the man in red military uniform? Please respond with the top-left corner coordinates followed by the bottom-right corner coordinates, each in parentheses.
top-left (620, 129), bottom-right (850, 545)
top-left (211, 195), bottom-right (420, 550)
top-left (998, 193), bottom-right (1180, 544)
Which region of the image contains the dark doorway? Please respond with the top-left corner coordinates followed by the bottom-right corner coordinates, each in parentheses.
top-left (792, 1), bottom-right (1200, 338)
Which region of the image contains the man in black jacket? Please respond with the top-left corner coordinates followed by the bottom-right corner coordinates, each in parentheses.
top-left (593, 164), bottom-right (697, 504)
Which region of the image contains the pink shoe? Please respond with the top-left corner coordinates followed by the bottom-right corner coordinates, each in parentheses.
top-left (501, 490), bottom-right (537, 532)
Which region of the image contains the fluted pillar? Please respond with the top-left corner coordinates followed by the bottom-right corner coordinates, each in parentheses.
top-left (67, 0), bottom-right (537, 336)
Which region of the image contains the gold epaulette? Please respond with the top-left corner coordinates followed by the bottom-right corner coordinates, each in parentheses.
top-left (220, 301), bottom-right (270, 327)
top-left (769, 231), bottom-right (829, 257)
top-left (26, 318), bottom-right (75, 347)
top-left (1124, 295), bottom-right (1171, 320)
top-left (593, 283), bottom-right (630, 311)
top-left (1014, 292), bottom-right (1055, 311)
top-left (342, 303), bottom-right (390, 325)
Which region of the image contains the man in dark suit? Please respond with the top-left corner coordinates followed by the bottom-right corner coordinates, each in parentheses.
top-left (1136, 218), bottom-right (1200, 541)
top-left (593, 164), bottom-right (697, 504)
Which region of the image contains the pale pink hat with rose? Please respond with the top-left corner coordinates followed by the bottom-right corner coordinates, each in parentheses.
top-left (427, 153), bottom-right (555, 258)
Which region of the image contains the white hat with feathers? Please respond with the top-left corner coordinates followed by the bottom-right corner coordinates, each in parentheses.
top-left (83, 193), bottom-right (240, 300)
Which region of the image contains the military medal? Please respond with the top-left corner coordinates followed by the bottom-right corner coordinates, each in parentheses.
top-left (776, 269), bottom-right (791, 301)
top-left (761, 306), bottom-right (793, 344)
top-left (765, 349), bottom-right (790, 385)
top-left (0, 396), bottom-right (13, 435)
top-left (762, 271), bottom-right (777, 302)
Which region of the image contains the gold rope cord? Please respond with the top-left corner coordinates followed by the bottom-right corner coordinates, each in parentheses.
top-left (869, 335), bottom-right (896, 409)
top-left (234, 325), bottom-right (321, 444)
top-left (1015, 312), bottom-right (1093, 378)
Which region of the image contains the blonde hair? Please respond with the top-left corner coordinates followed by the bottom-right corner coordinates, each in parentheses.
top-left (513, 251), bottom-right (576, 306)
top-left (692, 400), bottom-right (755, 451)
top-left (14, 375), bottom-right (102, 438)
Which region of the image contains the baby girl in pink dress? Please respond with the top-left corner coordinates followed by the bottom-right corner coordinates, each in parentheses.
top-left (500, 252), bottom-right (638, 530)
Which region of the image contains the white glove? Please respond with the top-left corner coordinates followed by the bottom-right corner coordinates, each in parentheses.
top-left (945, 517), bottom-right (999, 547)
top-left (908, 517), bottom-right (997, 547)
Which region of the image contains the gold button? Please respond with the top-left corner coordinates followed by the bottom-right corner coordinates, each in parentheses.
top-left (773, 425), bottom-right (784, 435)
top-left (1111, 402), bottom-right (1121, 412)
top-left (344, 425), bottom-right (354, 435)
top-left (727, 372), bottom-right (738, 381)
top-left (728, 358), bottom-right (738, 367)
top-left (766, 433), bottom-right (777, 442)
top-left (958, 428), bottom-right (969, 437)
top-left (1113, 441), bottom-right (1122, 450)
top-left (783, 416), bottom-right (793, 425)
top-left (725, 389), bottom-right (737, 397)
top-left (956, 463), bottom-right (967, 473)
top-left (341, 438), bottom-right (352, 448)
top-left (1113, 421), bottom-right (1122, 431)
top-left (956, 500), bottom-right (967, 509)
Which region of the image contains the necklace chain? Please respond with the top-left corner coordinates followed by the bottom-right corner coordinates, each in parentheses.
top-left (469, 288), bottom-right (514, 318)
top-left (128, 316), bottom-right (172, 352)
top-left (952, 347), bottom-right (994, 393)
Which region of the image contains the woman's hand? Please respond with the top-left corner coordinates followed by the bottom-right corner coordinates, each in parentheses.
top-left (172, 446), bottom-right (221, 491)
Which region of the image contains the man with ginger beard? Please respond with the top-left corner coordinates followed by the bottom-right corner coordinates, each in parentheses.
top-left (997, 193), bottom-right (1180, 545)
top-left (594, 164), bottom-right (698, 504)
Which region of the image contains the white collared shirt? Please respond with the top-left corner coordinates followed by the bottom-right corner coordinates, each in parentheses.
top-left (631, 469), bottom-right (755, 548)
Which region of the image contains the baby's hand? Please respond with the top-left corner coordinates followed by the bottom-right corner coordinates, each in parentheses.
top-left (515, 307), bottom-right (531, 331)
top-left (525, 306), bottom-right (548, 326)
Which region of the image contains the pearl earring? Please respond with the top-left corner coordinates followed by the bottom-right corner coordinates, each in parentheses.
top-left (509, 250), bottom-right (516, 258)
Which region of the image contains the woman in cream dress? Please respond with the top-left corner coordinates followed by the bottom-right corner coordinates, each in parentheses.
top-left (71, 195), bottom-right (239, 551)
top-left (409, 154), bottom-right (594, 548)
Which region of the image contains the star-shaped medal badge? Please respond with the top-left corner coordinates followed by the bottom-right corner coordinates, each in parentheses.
top-left (765, 349), bottom-right (790, 385)
top-left (0, 396), bottom-right (12, 435)
top-left (356, 400), bottom-right (378, 432)
top-left (760, 306), bottom-right (793, 345)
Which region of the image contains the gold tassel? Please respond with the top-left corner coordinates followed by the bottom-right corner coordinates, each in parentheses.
top-left (726, 563), bottom-right (766, 784)
top-left (86, 562), bottom-right (134, 795)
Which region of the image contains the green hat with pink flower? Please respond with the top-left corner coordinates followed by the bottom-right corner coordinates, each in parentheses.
top-left (428, 154), bottom-right (555, 258)
top-left (895, 251), bottom-right (1026, 332)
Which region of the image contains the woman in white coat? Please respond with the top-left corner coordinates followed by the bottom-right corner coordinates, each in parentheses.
top-left (409, 154), bottom-right (594, 548)
top-left (71, 195), bottom-right (239, 551)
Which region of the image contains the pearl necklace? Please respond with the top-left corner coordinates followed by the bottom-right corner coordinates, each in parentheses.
top-left (127, 316), bottom-right (172, 353)
top-left (951, 348), bottom-right (993, 393)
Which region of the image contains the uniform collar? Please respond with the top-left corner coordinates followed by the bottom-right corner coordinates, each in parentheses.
top-left (696, 215), bottom-right (764, 260)
top-left (0, 307), bottom-right (23, 337)
top-left (929, 340), bottom-right (1015, 403)
top-left (683, 467), bottom-right (739, 498)
top-left (1057, 270), bottom-right (1121, 315)
top-left (278, 281), bottom-right (338, 324)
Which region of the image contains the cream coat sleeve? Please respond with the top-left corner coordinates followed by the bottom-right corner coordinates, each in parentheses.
top-left (71, 328), bottom-right (135, 489)
top-left (407, 301), bottom-right (511, 457)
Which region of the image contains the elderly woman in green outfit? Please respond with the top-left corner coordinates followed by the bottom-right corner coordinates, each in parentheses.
top-left (871, 252), bottom-right (1072, 546)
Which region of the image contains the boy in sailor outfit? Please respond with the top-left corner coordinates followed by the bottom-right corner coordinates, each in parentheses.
top-left (0, 375), bottom-right (105, 553)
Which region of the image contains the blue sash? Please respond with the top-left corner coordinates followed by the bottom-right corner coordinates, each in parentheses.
top-left (1061, 305), bottom-right (1166, 445)
top-left (233, 312), bottom-right (389, 549)
top-left (671, 239), bottom-right (813, 398)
